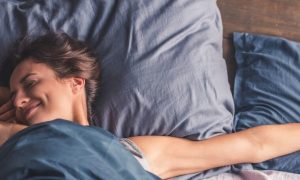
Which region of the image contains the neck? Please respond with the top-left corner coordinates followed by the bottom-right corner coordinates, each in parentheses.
top-left (73, 93), bottom-right (89, 126)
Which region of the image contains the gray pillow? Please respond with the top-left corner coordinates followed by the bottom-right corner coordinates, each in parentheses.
top-left (95, 1), bottom-right (234, 139)
top-left (94, 1), bottom-right (234, 178)
top-left (0, 0), bottom-right (234, 178)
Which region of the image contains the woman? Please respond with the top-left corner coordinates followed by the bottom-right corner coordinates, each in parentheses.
top-left (0, 32), bottom-right (300, 179)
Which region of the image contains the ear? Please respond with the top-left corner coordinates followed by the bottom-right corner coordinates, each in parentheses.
top-left (70, 77), bottom-right (85, 94)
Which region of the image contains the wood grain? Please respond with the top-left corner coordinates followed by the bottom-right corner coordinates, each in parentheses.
top-left (217, 0), bottom-right (300, 88)
top-left (218, 0), bottom-right (300, 41)
top-left (222, 38), bottom-right (236, 90)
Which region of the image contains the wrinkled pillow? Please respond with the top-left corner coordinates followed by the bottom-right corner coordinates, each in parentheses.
top-left (0, 0), bottom-right (234, 139)
top-left (233, 32), bottom-right (300, 173)
top-left (94, 0), bottom-right (234, 140)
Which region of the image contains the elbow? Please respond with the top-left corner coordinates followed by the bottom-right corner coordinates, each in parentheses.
top-left (129, 137), bottom-right (173, 179)
top-left (249, 139), bottom-right (268, 164)
top-left (130, 136), bottom-right (197, 179)
top-left (141, 142), bottom-right (191, 179)
top-left (243, 129), bottom-right (270, 164)
top-left (146, 148), bottom-right (175, 179)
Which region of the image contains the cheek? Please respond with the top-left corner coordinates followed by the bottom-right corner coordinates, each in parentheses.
top-left (46, 84), bottom-right (73, 112)
top-left (36, 80), bottom-right (72, 101)
top-left (29, 81), bottom-right (72, 110)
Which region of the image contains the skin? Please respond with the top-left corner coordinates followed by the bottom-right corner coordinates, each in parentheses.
top-left (130, 124), bottom-right (300, 178)
top-left (9, 58), bottom-right (89, 126)
top-left (1, 58), bottom-right (300, 179)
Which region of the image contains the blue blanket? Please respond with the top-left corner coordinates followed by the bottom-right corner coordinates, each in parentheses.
top-left (233, 32), bottom-right (300, 173)
top-left (0, 120), bottom-right (158, 180)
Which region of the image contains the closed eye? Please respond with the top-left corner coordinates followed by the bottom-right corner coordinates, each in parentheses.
top-left (24, 80), bottom-right (37, 90)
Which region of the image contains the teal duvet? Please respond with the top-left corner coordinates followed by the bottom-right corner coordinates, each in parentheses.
top-left (0, 120), bottom-right (158, 180)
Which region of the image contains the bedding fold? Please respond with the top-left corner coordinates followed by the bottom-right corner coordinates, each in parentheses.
top-left (0, 120), bottom-right (158, 180)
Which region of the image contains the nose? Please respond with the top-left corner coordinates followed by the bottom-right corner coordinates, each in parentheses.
top-left (13, 91), bottom-right (30, 109)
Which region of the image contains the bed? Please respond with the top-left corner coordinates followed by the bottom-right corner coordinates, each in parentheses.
top-left (213, 0), bottom-right (300, 179)
top-left (218, 0), bottom-right (300, 89)
top-left (0, 0), bottom-right (300, 179)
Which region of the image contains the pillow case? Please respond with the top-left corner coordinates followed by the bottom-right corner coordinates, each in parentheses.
top-left (0, 1), bottom-right (234, 178)
top-left (0, 0), bottom-right (234, 140)
top-left (233, 32), bottom-right (300, 173)
top-left (94, 0), bottom-right (234, 141)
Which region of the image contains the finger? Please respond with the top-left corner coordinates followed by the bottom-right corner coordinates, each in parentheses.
top-left (5, 112), bottom-right (17, 123)
top-left (0, 101), bottom-right (14, 115)
top-left (16, 118), bottom-right (28, 126)
top-left (5, 117), bottom-right (17, 124)
top-left (0, 109), bottom-right (16, 122)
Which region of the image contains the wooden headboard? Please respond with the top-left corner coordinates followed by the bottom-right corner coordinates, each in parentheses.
top-left (217, 0), bottom-right (300, 89)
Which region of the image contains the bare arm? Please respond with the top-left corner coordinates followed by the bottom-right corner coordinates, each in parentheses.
top-left (130, 123), bottom-right (300, 179)
top-left (0, 121), bottom-right (27, 145)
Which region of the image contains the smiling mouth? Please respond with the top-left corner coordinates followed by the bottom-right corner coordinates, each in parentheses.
top-left (24, 102), bottom-right (41, 120)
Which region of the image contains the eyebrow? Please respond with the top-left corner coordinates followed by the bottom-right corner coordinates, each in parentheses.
top-left (10, 73), bottom-right (37, 101)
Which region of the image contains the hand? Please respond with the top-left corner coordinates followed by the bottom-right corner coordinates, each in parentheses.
top-left (0, 122), bottom-right (13, 145)
top-left (0, 121), bottom-right (27, 146)
top-left (0, 100), bottom-right (17, 123)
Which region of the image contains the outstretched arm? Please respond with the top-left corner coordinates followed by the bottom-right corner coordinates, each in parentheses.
top-left (130, 123), bottom-right (300, 179)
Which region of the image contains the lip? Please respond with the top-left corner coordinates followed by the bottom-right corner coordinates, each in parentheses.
top-left (23, 101), bottom-right (41, 120)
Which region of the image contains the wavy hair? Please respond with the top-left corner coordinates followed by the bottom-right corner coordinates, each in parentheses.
top-left (9, 32), bottom-right (100, 125)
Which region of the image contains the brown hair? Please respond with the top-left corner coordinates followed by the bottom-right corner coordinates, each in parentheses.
top-left (9, 32), bottom-right (100, 125)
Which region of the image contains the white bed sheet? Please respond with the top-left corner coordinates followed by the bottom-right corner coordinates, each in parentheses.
top-left (204, 170), bottom-right (300, 180)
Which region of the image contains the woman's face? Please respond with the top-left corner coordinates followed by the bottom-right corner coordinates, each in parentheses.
top-left (10, 59), bottom-right (75, 125)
